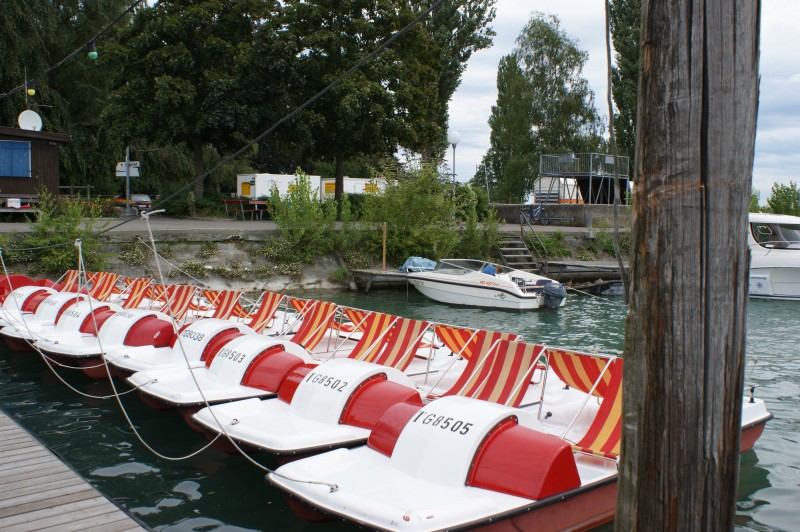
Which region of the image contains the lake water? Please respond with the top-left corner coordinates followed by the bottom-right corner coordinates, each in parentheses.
top-left (0, 290), bottom-right (794, 531)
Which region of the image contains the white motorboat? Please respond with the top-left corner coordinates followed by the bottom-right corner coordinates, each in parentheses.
top-left (749, 213), bottom-right (800, 300)
top-left (408, 259), bottom-right (566, 310)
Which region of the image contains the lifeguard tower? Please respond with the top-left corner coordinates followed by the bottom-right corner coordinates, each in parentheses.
top-left (536, 153), bottom-right (630, 204)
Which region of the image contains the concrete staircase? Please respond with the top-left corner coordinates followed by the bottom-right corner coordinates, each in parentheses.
top-left (498, 234), bottom-right (539, 272)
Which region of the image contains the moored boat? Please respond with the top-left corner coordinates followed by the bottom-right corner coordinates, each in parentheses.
top-left (268, 353), bottom-right (772, 531)
top-left (749, 212), bottom-right (800, 300)
top-left (408, 259), bottom-right (566, 310)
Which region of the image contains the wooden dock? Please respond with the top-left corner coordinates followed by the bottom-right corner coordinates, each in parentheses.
top-left (0, 410), bottom-right (147, 532)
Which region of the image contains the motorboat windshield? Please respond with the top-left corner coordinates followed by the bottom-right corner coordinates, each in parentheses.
top-left (433, 259), bottom-right (489, 274)
top-left (751, 220), bottom-right (800, 250)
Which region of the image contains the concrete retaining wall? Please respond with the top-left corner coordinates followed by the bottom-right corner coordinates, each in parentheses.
top-left (491, 203), bottom-right (632, 227)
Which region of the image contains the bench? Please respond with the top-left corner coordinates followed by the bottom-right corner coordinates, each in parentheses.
top-left (0, 193), bottom-right (39, 209)
top-left (223, 199), bottom-right (258, 221)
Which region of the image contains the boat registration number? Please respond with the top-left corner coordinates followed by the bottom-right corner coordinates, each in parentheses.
top-left (411, 409), bottom-right (473, 435)
top-left (216, 347), bottom-right (246, 363)
top-left (304, 371), bottom-right (348, 392)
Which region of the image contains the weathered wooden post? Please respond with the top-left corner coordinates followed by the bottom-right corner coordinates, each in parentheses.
top-left (616, 0), bottom-right (760, 529)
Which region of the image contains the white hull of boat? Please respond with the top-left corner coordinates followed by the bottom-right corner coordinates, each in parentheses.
top-left (749, 213), bottom-right (800, 300)
top-left (407, 260), bottom-right (566, 311)
top-left (749, 267), bottom-right (800, 300)
top-left (409, 278), bottom-right (546, 310)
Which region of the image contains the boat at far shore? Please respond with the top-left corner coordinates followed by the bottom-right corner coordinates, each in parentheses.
top-left (749, 213), bottom-right (800, 300)
top-left (408, 259), bottom-right (567, 311)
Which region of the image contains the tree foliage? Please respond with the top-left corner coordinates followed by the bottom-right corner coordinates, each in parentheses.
top-left (608, 0), bottom-right (641, 163)
top-left (477, 13), bottom-right (605, 203)
top-left (419, 0), bottom-right (497, 158)
top-left (767, 181), bottom-right (800, 215)
top-left (361, 165), bottom-right (459, 263)
top-left (3, 1), bottom-right (497, 205)
top-left (749, 187), bottom-right (761, 213)
top-left (101, 1), bottom-right (284, 198)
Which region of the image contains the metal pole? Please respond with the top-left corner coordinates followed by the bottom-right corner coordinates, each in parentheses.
top-left (452, 144), bottom-right (456, 198)
top-left (125, 146), bottom-right (131, 216)
top-left (484, 165), bottom-right (490, 202)
top-left (382, 222), bottom-right (387, 272)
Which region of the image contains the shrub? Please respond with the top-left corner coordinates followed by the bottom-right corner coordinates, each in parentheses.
top-left (0, 191), bottom-right (109, 275)
top-left (268, 171), bottom-right (337, 262)
top-left (526, 230), bottom-right (572, 260)
top-left (455, 186), bottom-right (501, 259)
top-left (360, 165), bottom-right (459, 264)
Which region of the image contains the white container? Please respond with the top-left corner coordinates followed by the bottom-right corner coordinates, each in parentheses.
top-left (7, 198), bottom-right (21, 209)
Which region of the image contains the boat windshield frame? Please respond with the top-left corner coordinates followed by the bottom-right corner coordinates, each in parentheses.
top-left (434, 259), bottom-right (493, 274)
top-left (751, 221), bottom-right (800, 250)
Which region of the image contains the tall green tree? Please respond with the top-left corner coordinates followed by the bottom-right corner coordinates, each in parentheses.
top-left (282, 0), bottom-right (400, 201)
top-left (478, 13), bottom-right (605, 202)
top-left (609, 0), bottom-right (641, 163)
top-left (421, 0), bottom-right (497, 159)
top-left (1, 1), bottom-right (128, 194)
top-left (767, 181), bottom-right (800, 215)
top-left (101, 0), bottom-right (283, 198)
top-left (479, 54), bottom-right (535, 203)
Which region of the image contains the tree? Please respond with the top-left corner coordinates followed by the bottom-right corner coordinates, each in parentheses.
top-left (766, 181), bottom-right (800, 215)
top-left (617, 0), bottom-right (760, 529)
top-left (481, 55), bottom-right (535, 203)
top-left (608, 0), bottom-right (641, 163)
top-left (479, 13), bottom-right (605, 202)
top-left (101, 0), bottom-right (283, 199)
top-left (749, 187), bottom-right (761, 212)
top-left (420, 0), bottom-right (497, 159)
top-left (1, 1), bottom-right (130, 194)
top-left (281, 0), bottom-right (400, 202)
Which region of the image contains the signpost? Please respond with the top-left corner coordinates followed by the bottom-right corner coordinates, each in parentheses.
top-left (116, 148), bottom-right (140, 216)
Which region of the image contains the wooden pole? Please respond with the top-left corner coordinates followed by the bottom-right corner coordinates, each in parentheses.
top-left (382, 222), bottom-right (387, 272)
top-left (616, 0), bottom-right (760, 529)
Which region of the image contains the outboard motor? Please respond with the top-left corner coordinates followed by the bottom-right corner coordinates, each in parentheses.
top-left (541, 281), bottom-right (567, 309)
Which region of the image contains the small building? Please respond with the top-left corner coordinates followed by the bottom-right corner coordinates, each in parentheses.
top-left (320, 177), bottom-right (384, 198)
top-left (0, 125), bottom-right (70, 197)
top-left (236, 173), bottom-right (322, 199)
top-left (537, 153), bottom-right (630, 205)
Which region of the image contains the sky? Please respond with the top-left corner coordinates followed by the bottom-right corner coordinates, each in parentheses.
top-left (448, 0), bottom-right (795, 203)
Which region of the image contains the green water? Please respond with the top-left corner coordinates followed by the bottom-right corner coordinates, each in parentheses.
top-left (0, 291), bottom-right (793, 531)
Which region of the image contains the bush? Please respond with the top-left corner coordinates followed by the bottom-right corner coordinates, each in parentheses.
top-left (0, 191), bottom-right (108, 275)
top-left (360, 165), bottom-right (459, 264)
top-left (593, 221), bottom-right (632, 258)
top-left (526, 230), bottom-right (572, 260)
top-left (455, 186), bottom-right (501, 259)
top-left (268, 171), bottom-right (337, 262)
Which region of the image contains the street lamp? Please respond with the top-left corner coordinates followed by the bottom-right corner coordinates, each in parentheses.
top-left (447, 130), bottom-right (461, 198)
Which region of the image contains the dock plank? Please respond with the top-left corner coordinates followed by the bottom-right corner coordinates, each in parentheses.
top-left (0, 411), bottom-right (146, 531)
top-left (1, 475), bottom-right (84, 502)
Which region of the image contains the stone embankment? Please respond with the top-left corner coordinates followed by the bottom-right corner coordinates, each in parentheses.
top-left (0, 213), bottom-right (629, 293)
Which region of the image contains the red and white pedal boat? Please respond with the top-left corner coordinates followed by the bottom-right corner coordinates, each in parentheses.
top-left (35, 308), bottom-right (177, 378)
top-left (0, 290), bottom-right (91, 351)
top-left (103, 318), bottom-right (255, 378)
top-left (268, 371), bottom-right (771, 531)
top-left (126, 331), bottom-right (313, 417)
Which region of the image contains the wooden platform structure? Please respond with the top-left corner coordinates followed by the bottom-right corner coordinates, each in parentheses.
top-left (351, 268), bottom-right (410, 293)
top-left (0, 410), bottom-right (147, 532)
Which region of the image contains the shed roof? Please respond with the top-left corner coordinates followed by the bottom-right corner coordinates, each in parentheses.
top-left (0, 125), bottom-right (70, 146)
